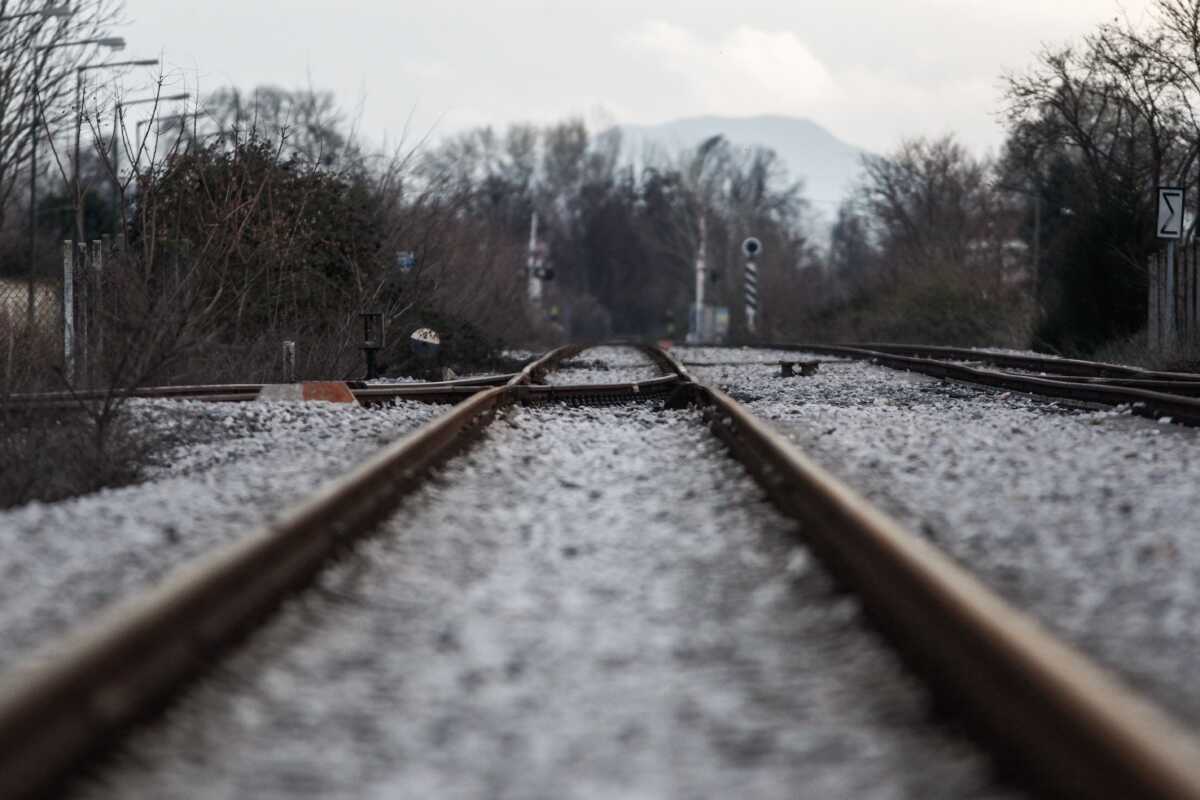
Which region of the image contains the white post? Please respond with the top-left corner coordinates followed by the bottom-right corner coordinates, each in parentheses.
top-left (527, 212), bottom-right (542, 305)
top-left (92, 239), bottom-right (103, 371)
top-left (1167, 239), bottom-right (1177, 345)
top-left (62, 241), bottom-right (74, 381)
top-left (1149, 253), bottom-right (1160, 350)
top-left (745, 259), bottom-right (759, 335)
top-left (1188, 243), bottom-right (1197, 344)
top-left (741, 236), bottom-right (762, 338)
top-left (282, 340), bottom-right (296, 382)
top-left (691, 216), bottom-right (706, 342)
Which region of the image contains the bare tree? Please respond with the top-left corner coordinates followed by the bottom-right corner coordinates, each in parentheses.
top-left (0, 0), bottom-right (121, 231)
top-left (183, 85), bottom-right (361, 170)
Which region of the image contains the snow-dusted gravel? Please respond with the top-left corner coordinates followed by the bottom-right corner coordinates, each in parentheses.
top-left (681, 346), bottom-right (1200, 730)
top-left (0, 398), bottom-right (439, 670)
top-left (74, 403), bottom-right (1011, 800)
top-left (543, 344), bottom-right (663, 385)
top-left (680, 346), bottom-right (832, 367)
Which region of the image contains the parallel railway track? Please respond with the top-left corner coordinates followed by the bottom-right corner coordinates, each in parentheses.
top-left (756, 342), bottom-right (1200, 426)
top-left (3, 344), bottom-right (1200, 798)
top-left (846, 342), bottom-right (1200, 381)
top-left (0, 373), bottom-right (522, 411)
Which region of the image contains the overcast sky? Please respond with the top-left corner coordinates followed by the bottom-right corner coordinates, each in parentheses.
top-left (118, 0), bottom-right (1156, 155)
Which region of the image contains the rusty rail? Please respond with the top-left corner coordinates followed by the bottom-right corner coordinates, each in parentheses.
top-left (0, 344), bottom-right (679, 799)
top-left (799, 342), bottom-right (1200, 381)
top-left (652, 345), bottom-right (1200, 799)
top-left (0, 373), bottom-right (523, 411)
top-left (757, 343), bottom-right (1200, 426)
top-left (9, 342), bottom-right (1199, 798)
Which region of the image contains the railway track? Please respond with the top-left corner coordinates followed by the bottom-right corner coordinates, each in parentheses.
top-left (0, 372), bottom-right (521, 411)
top-left (2, 344), bottom-right (1200, 798)
top-left (754, 342), bottom-right (1200, 425)
top-left (844, 342), bottom-right (1200, 382)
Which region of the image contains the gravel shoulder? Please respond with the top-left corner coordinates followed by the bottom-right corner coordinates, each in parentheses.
top-left (73, 403), bottom-right (1011, 800)
top-left (0, 398), bottom-right (439, 670)
top-left (680, 346), bottom-right (1200, 730)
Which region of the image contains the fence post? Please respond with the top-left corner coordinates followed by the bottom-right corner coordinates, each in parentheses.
top-left (91, 240), bottom-right (103, 380)
top-left (1185, 242), bottom-right (1195, 345)
top-left (76, 241), bottom-right (88, 383)
top-left (282, 340), bottom-right (296, 382)
top-left (62, 241), bottom-right (74, 381)
top-left (1166, 240), bottom-right (1177, 346)
top-left (1148, 252), bottom-right (1160, 350)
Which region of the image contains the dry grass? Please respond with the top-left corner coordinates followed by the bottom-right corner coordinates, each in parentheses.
top-left (1090, 331), bottom-right (1200, 373)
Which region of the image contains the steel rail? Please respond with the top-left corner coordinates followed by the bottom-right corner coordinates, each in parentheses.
top-left (0, 378), bottom-right (526, 415)
top-left (1002, 374), bottom-right (1200, 397)
top-left (0, 345), bottom-right (677, 799)
top-left (516, 375), bottom-right (682, 405)
top-left (789, 342), bottom-right (1200, 381)
top-left (0, 386), bottom-right (487, 414)
top-left (1, 374), bottom-right (521, 406)
top-left (650, 345), bottom-right (1200, 799)
top-left (14, 342), bottom-right (1198, 798)
top-left (767, 343), bottom-right (1200, 426)
top-left (508, 344), bottom-right (588, 386)
top-left (0, 383), bottom-right (510, 799)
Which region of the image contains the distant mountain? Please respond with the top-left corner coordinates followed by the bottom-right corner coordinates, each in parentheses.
top-left (618, 115), bottom-right (868, 225)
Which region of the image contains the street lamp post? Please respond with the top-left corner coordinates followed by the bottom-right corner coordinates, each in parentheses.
top-left (121, 96), bottom-right (189, 163)
top-left (28, 35), bottom-right (125, 323)
top-left (132, 110), bottom-right (191, 160)
top-left (113, 96), bottom-right (188, 234)
top-left (74, 57), bottom-right (157, 242)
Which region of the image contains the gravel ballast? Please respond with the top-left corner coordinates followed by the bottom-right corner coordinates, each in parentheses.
top-left (74, 402), bottom-right (1011, 800)
top-left (0, 398), bottom-right (439, 670)
top-left (542, 344), bottom-right (662, 385)
top-left (682, 346), bottom-right (1200, 730)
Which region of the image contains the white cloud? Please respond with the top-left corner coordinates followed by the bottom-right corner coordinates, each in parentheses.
top-left (620, 20), bottom-right (1007, 152)
top-left (622, 21), bottom-right (837, 116)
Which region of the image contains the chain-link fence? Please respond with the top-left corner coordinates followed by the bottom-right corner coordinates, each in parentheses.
top-left (1, 273), bottom-right (63, 392)
top-left (0, 275), bottom-right (60, 335)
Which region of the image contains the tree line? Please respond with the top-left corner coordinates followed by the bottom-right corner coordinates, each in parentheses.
top-left (6, 0), bottom-right (1200, 386)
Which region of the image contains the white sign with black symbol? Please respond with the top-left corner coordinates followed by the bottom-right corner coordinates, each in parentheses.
top-left (1157, 187), bottom-right (1185, 240)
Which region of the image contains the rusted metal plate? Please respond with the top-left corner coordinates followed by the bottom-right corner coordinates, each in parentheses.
top-left (302, 382), bottom-right (358, 404)
top-left (255, 383), bottom-right (358, 404)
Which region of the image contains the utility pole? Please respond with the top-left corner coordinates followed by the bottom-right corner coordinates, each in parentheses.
top-left (690, 216), bottom-right (706, 343)
top-left (74, 58), bottom-right (159, 243)
top-left (28, 84), bottom-right (38, 325)
top-left (527, 211), bottom-right (542, 306)
top-left (27, 34), bottom-right (127, 326)
top-left (1032, 194), bottom-right (1041, 296)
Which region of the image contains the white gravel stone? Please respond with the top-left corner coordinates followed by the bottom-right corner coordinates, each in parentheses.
top-left (74, 403), bottom-right (1011, 800)
top-left (543, 345), bottom-right (662, 385)
top-left (0, 398), bottom-right (440, 669)
top-left (681, 346), bottom-right (1200, 730)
